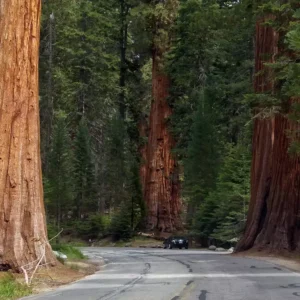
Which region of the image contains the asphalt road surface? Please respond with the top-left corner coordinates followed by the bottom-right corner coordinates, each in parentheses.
top-left (24, 247), bottom-right (300, 300)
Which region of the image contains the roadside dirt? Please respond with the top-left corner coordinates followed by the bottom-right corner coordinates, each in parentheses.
top-left (25, 260), bottom-right (99, 295)
top-left (234, 250), bottom-right (300, 273)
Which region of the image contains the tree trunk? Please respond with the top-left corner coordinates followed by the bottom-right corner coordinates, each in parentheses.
top-left (119, 0), bottom-right (128, 120)
top-left (236, 17), bottom-right (278, 251)
top-left (237, 16), bottom-right (300, 252)
top-left (0, 0), bottom-right (55, 271)
top-left (143, 52), bottom-right (182, 232)
top-left (141, 0), bottom-right (182, 233)
top-left (254, 108), bottom-right (300, 251)
top-left (139, 117), bottom-right (148, 194)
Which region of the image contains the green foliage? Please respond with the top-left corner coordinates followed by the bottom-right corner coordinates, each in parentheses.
top-left (0, 274), bottom-right (32, 300)
top-left (131, 0), bottom-right (179, 56)
top-left (108, 168), bottom-right (145, 240)
top-left (184, 91), bottom-right (221, 203)
top-left (169, 0), bottom-right (254, 157)
top-left (47, 222), bottom-right (60, 241)
top-left (51, 245), bottom-right (85, 260)
top-left (74, 119), bottom-right (96, 217)
top-left (169, 0), bottom-right (254, 234)
top-left (45, 112), bottom-right (74, 229)
top-left (39, 0), bottom-right (150, 242)
top-left (109, 203), bottom-right (134, 241)
top-left (193, 144), bottom-right (251, 241)
top-left (285, 20), bottom-right (300, 153)
top-left (104, 117), bottom-right (127, 207)
top-left (74, 214), bottom-right (110, 240)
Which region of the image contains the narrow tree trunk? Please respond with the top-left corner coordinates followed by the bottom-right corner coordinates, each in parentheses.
top-left (237, 16), bottom-right (300, 252)
top-left (0, 0), bottom-right (55, 271)
top-left (43, 12), bottom-right (55, 173)
top-left (119, 0), bottom-right (128, 120)
top-left (143, 52), bottom-right (182, 232)
top-left (139, 117), bottom-right (148, 194)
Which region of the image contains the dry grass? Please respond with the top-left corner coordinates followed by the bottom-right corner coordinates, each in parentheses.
top-left (29, 261), bottom-right (97, 294)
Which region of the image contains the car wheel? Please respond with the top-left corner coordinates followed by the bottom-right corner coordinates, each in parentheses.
top-left (179, 246), bottom-right (182, 250)
top-left (185, 245), bottom-right (189, 249)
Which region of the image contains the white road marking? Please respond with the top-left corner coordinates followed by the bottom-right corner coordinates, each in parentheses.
top-left (57, 283), bottom-right (174, 290)
top-left (88, 272), bottom-right (300, 280)
top-left (108, 262), bottom-right (176, 265)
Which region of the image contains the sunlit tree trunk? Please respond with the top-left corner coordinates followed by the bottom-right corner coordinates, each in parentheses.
top-left (0, 0), bottom-right (55, 271)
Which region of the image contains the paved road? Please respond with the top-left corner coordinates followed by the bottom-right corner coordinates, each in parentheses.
top-left (24, 247), bottom-right (300, 300)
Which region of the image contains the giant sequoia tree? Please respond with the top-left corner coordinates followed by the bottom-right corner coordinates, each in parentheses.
top-left (0, 0), bottom-right (55, 270)
top-left (237, 4), bottom-right (300, 252)
top-left (142, 0), bottom-right (182, 232)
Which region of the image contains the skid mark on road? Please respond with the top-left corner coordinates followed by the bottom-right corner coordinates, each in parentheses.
top-left (250, 265), bottom-right (282, 271)
top-left (186, 280), bottom-right (194, 286)
top-left (189, 260), bottom-right (216, 264)
top-left (280, 283), bottom-right (300, 289)
top-left (147, 252), bottom-right (193, 273)
top-left (97, 261), bottom-right (151, 300)
top-left (198, 290), bottom-right (208, 300)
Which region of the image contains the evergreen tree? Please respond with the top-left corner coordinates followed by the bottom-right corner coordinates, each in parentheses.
top-left (74, 119), bottom-right (96, 218)
top-left (192, 144), bottom-right (251, 242)
top-left (46, 112), bottom-right (74, 233)
top-left (184, 90), bottom-right (221, 206)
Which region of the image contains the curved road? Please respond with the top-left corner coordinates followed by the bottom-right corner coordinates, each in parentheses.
top-left (25, 247), bottom-right (300, 300)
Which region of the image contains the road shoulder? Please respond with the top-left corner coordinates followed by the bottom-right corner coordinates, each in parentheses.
top-left (234, 251), bottom-right (300, 273)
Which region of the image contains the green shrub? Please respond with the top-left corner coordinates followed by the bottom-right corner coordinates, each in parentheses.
top-left (74, 214), bottom-right (109, 240)
top-left (52, 244), bottom-right (85, 260)
top-left (109, 206), bottom-right (133, 241)
top-left (0, 274), bottom-right (31, 300)
top-left (47, 222), bottom-right (59, 240)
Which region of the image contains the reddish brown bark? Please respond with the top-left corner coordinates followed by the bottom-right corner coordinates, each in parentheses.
top-left (142, 53), bottom-right (182, 232)
top-left (139, 0), bottom-right (181, 233)
top-left (254, 109), bottom-right (300, 251)
top-left (0, 0), bottom-right (55, 270)
top-left (139, 118), bottom-right (148, 194)
top-left (236, 17), bottom-right (278, 251)
top-left (237, 16), bottom-right (300, 252)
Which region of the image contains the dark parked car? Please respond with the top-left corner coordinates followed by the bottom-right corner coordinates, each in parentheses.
top-left (163, 236), bottom-right (189, 249)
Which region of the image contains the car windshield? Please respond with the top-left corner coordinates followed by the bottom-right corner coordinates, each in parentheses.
top-left (173, 237), bottom-right (185, 239)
